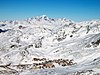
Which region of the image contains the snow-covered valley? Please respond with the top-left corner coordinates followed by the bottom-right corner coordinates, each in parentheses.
top-left (0, 15), bottom-right (100, 75)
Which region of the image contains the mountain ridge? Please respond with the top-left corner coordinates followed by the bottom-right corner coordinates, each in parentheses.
top-left (0, 15), bottom-right (100, 75)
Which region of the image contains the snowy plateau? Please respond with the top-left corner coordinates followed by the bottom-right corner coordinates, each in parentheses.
top-left (0, 15), bottom-right (100, 75)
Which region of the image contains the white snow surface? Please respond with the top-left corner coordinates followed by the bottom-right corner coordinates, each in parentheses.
top-left (0, 15), bottom-right (100, 75)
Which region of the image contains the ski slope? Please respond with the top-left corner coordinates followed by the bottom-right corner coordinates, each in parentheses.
top-left (0, 15), bottom-right (100, 75)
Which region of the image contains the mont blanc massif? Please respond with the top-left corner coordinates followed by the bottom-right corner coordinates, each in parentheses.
top-left (0, 15), bottom-right (100, 75)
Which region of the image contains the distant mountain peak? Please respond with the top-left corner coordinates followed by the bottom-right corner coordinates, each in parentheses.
top-left (35, 15), bottom-right (49, 21)
top-left (41, 15), bottom-right (47, 18)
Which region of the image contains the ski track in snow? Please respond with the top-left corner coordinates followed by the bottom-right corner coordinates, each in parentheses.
top-left (0, 15), bottom-right (100, 75)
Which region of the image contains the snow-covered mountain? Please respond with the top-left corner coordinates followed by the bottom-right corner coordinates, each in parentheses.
top-left (0, 15), bottom-right (100, 75)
